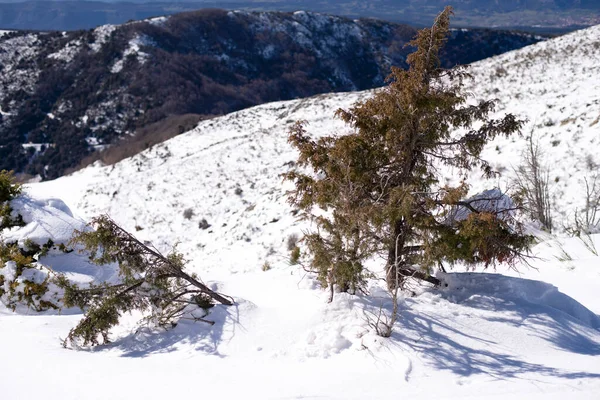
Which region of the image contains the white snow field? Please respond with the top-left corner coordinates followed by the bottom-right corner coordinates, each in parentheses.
top-left (2, 24), bottom-right (600, 400)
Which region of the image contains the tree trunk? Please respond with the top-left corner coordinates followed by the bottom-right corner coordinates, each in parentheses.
top-left (386, 218), bottom-right (441, 290)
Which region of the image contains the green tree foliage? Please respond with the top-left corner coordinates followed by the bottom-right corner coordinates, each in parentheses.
top-left (0, 170), bottom-right (24, 230)
top-left (59, 215), bottom-right (233, 347)
top-left (0, 170), bottom-right (22, 202)
top-left (0, 241), bottom-right (61, 311)
top-left (284, 7), bottom-right (532, 296)
top-left (0, 171), bottom-right (59, 311)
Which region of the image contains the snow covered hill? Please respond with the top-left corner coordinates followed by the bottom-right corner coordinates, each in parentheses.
top-left (1, 23), bottom-right (600, 400)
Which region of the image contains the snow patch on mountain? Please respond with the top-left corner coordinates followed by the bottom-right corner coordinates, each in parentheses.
top-left (147, 15), bottom-right (169, 26)
top-left (48, 39), bottom-right (83, 62)
top-left (90, 24), bottom-right (117, 52)
top-left (0, 34), bottom-right (40, 104)
top-left (111, 34), bottom-right (153, 73)
top-left (243, 10), bottom-right (365, 60)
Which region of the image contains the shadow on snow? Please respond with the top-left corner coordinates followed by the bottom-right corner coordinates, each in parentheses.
top-left (105, 302), bottom-right (244, 358)
top-left (384, 272), bottom-right (600, 380)
top-left (96, 271), bottom-right (600, 383)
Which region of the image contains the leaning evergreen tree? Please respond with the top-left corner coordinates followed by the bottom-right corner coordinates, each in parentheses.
top-left (284, 6), bottom-right (531, 298)
top-left (58, 215), bottom-right (233, 347)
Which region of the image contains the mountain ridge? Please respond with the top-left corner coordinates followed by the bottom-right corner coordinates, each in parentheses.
top-left (0, 9), bottom-right (543, 179)
top-left (0, 1), bottom-right (599, 31)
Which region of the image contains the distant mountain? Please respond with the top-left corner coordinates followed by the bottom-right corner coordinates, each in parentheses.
top-left (0, 9), bottom-right (543, 179)
top-left (0, 1), bottom-right (599, 31)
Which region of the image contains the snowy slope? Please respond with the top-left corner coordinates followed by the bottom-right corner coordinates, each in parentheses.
top-left (2, 24), bottom-right (600, 400)
top-left (1, 238), bottom-right (598, 399)
top-left (28, 25), bottom-right (600, 247)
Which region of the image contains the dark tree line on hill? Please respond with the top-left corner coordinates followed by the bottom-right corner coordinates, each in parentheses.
top-left (0, 9), bottom-right (542, 179)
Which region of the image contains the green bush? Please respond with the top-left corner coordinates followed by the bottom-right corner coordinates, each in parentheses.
top-left (0, 170), bottom-right (60, 312)
top-left (0, 242), bottom-right (60, 312)
top-left (0, 170), bottom-right (25, 230)
top-left (57, 215), bottom-right (232, 347)
top-left (289, 246), bottom-right (301, 265)
top-left (0, 170), bottom-right (22, 202)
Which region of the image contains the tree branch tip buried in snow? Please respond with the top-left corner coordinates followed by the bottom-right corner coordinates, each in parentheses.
top-left (57, 214), bottom-right (232, 348)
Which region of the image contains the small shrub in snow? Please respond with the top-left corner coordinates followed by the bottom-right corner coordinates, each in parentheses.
top-left (199, 218), bottom-right (211, 230)
top-left (286, 233), bottom-right (299, 251)
top-left (567, 174), bottom-right (600, 235)
top-left (183, 208), bottom-right (194, 220)
top-left (0, 170), bottom-right (22, 202)
top-left (0, 170), bottom-right (25, 230)
top-left (23, 238), bottom-right (54, 258)
top-left (365, 302), bottom-right (395, 338)
top-left (262, 261), bottom-right (271, 271)
top-left (58, 243), bottom-right (73, 253)
top-left (289, 246), bottom-right (301, 265)
top-left (513, 135), bottom-right (554, 232)
top-left (0, 171), bottom-right (60, 311)
top-left (0, 242), bottom-right (61, 312)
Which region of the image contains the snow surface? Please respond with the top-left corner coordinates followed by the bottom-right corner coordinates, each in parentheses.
top-left (147, 16), bottom-right (169, 26)
top-left (89, 24), bottom-right (117, 53)
top-left (110, 34), bottom-right (152, 73)
top-left (47, 39), bottom-right (83, 62)
top-left (4, 195), bottom-right (80, 244)
top-left (1, 196), bottom-right (119, 285)
top-left (1, 241), bottom-right (598, 399)
top-left (2, 24), bottom-right (600, 400)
